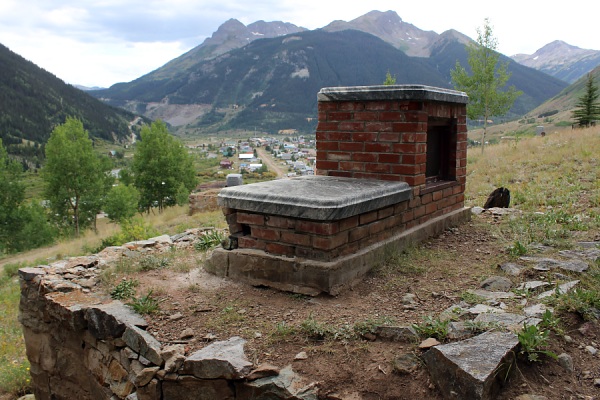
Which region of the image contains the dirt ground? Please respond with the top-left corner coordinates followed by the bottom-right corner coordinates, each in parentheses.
top-left (127, 214), bottom-right (599, 400)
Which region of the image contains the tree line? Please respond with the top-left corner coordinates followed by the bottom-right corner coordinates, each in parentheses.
top-left (0, 118), bottom-right (196, 254)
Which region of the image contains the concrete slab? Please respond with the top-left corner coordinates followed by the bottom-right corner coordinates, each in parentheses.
top-left (217, 176), bottom-right (411, 220)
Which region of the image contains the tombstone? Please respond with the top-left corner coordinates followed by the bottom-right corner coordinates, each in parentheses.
top-left (483, 187), bottom-right (510, 209)
top-left (226, 174), bottom-right (243, 187)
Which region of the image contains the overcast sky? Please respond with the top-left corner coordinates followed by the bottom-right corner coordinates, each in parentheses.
top-left (1, 0), bottom-right (597, 88)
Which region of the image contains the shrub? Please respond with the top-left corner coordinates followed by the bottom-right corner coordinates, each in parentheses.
top-left (517, 324), bottom-right (557, 363)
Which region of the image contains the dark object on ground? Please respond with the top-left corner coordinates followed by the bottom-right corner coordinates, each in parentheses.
top-left (483, 187), bottom-right (511, 209)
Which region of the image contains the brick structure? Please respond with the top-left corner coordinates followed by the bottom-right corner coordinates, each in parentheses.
top-left (209, 85), bottom-right (470, 295)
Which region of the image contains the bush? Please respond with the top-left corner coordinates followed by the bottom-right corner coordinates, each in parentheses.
top-left (96, 218), bottom-right (159, 251)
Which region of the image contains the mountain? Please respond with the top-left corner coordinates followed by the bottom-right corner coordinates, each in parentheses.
top-left (149, 19), bottom-right (306, 79)
top-left (0, 43), bottom-right (141, 160)
top-left (91, 12), bottom-right (568, 133)
top-left (512, 40), bottom-right (600, 83)
top-left (323, 10), bottom-right (439, 57)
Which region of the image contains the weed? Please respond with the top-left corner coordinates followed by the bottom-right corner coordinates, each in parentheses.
top-left (517, 323), bottom-right (557, 363)
top-left (195, 229), bottom-right (226, 251)
top-left (550, 288), bottom-right (600, 321)
top-left (271, 321), bottom-right (296, 338)
top-left (138, 255), bottom-right (171, 271)
top-left (299, 313), bottom-right (334, 340)
top-left (412, 316), bottom-right (449, 340)
top-left (460, 291), bottom-right (486, 305)
top-left (353, 316), bottom-right (395, 336)
top-left (110, 279), bottom-right (138, 300)
top-left (507, 240), bottom-right (528, 257)
top-left (128, 290), bottom-right (160, 315)
top-left (464, 320), bottom-right (501, 334)
top-left (539, 309), bottom-right (564, 336)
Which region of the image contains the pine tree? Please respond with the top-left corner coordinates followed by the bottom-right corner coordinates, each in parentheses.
top-left (572, 73), bottom-right (600, 127)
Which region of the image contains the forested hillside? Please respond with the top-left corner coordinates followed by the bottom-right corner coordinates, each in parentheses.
top-left (0, 43), bottom-right (140, 161)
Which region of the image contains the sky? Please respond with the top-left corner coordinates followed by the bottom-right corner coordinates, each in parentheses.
top-left (1, 0), bottom-right (597, 88)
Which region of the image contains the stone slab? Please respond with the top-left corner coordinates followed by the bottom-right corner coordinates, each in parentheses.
top-left (423, 331), bottom-right (518, 400)
top-left (207, 207), bottom-right (471, 295)
top-left (182, 337), bottom-right (252, 379)
top-left (317, 84), bottom-right (468, 104)
top-left (217, 175), bottom-right (411, 220)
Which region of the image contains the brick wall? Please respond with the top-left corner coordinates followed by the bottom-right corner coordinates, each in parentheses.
top-left (224, 86), bottom-right (468, 260)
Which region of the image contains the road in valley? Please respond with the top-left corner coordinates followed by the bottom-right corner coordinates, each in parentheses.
top-left (255, 147), bottom-right (287, 178)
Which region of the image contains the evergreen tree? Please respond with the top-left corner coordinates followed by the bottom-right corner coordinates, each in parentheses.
top-left (572, 73), bottom-right (600, 127)
top-left (43, 117), bottom-right (113, 236)
top-left (132, 120), bottom-right (197, 213)
top-left (451, 18), bottom-right (521, 153)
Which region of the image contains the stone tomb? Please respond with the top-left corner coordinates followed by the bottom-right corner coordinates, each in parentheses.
top-left (208, 85), bottom-right (471, 295)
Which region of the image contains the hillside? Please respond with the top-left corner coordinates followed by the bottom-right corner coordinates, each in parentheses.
top-left (0, 43), bottom-right (141, 159)
top-left (93, 27), bottom-right (567, 133)
top-left (512, 40), bottom-right (600, 84)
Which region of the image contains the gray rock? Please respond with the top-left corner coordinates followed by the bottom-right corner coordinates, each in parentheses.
top-left (419, 338), bottom-right (440, 349)
top-left (517, 281), bottom-right (549, 291)
top-left (576, 241), bottom-right (600, 249)
top-left (402, 293), bottom-right (417, 304)
top-left (559, 248), bottom-right (600, 261)
top-left (246, 363), bottom-right (280, 381)
top-left (474, 312), bottom-right (527, 329)
top-left (122, 326), bottom-right (163, 366)
top-left (499, 262), bottom-right (525, 276)
top-left (537, 280), bottom-right (580, 299)
top-left (392, 353), bottom-right (420, 374)
top-left (471, 206), bottom-right (485, 215)
top-left (557, 353), bottom-right (574, 372)
top-left (375, 325), bottom-right (419, 342)
top-left (423, 331), bottom-right (518, 400)
top-left (480, 276), bottom-right (513, 292)
top-left (467, 304), bottom-right (506, 315)
top-left (515, 395), bottom-right (548, 400)
top-left (523, 304), bottom-right (552, 318)
top-left (85, 301), bottom-right (148, 340)
top-left (447, 321), bottom-right (473, 340)
top-left (162, 376), bottom-right (235, 399)
top-left (468, 289), bottom-right (515, 301)
top-left (161, 344), bottom-right (186, 373)
top-left (585, 345), bottom-right (597, 356)
top-left (520, 256), bottom-right (588, 273)
top-left (179, 328), bottom-right (194, 339)
top-left (236, 365), bottom-right (318, 400)
top-left (594, 378), bottom-right (600, 387)
top-left (182, 336), bottom-right (253, 379)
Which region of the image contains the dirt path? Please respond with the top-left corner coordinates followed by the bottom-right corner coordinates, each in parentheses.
top-left (256, 147), bottom-right (286, 178)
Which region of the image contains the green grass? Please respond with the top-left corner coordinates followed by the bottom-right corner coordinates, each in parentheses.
top-left (0, 266), bottom-right (31, 397)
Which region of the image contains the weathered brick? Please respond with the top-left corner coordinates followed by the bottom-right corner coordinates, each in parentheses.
top-left (265, 242), bottom-right (294, 257)
top-left (339, 161), bottom-right (365, 172)
top-left (359, 211), bottom-right (378, 225)
top-left (425, 203), bottom-right (437, 215)
top-left (378, 132), bottom-right (400, 142)
top-left (353, 111), bottom-right (379, 121)
top-left (352, 132), bottom-right (378, 142)
top-left (238, 236), bottom-right (265, 250)
top-left (339, 215), bottom-right (359, 231)
top-left (368, 219), bottom-right (387, 235)
top-left (327, 152), bottom-right (352, 161)
top-left (338, 102), bottom-right (364, 111)
top-left (280, 232), bottom-right (311, 247)
top-left (365, 163), bottom-right (390, 173)
top-left (316, 122), bottom-right (338, 131)
top-left (378, 153), bottom-right (400, 164)
top-left (318, 141), bottom-right (339, 151)
top-left (316, 160), bottom-right (339, 171)
top-left (432, 190), bottom-right (443, 201)
top-left (421, 192), bottom-right (432, 205)
top-left (296, 221), bottom-right (339, 235)
top-left (378, 206), bottom-right (394, 220)
top-left (318, 102), bottom-right (338, 111)
top-left (236, 213), bottom-right (264, 226)
top-left (252, 227), bottom-right (280, 241)
top-left (328, 112), bottom-right (353, 121)
top-left (313, 232), bottom-right (348, 250)
top-left (364, 143), bottom-right (392, 153)
top-left (339, 141), bottom-right (364, 151)
top-left (338, 122), bottom-right (364, 131)
top-left (353, 152), bottom-right (378, 162)
top-left (348, 225), bottom-right (370, 242)
top-left (380, 112), bottom-right (405, 121)
top-left (266, 216), bottom-right (296, 229)
top-left (365, 101), bottom-right (395, 111)
top-left (365, 122), bottom-right (393, 132)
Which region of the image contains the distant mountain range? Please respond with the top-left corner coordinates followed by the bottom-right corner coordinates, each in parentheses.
top-left (0, 43), bottom-right (142, 159)
top-left (512, 40), bottom-right (600, 84)
top-left (92, 11), bottom-right (569, 133)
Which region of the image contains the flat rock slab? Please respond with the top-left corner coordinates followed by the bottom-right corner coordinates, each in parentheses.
top-left (537, 280), bottom-right (580, 299)
top-left (423, 331), bottom-right (518, 400)
top-left (217, 175), bottom-right (411, 220)
top-left (468, 289), bottom-right (515, 301)
top-left (559, 249), bottom-right (600, 261)
top-left (183, 336), bottom-right (252, 379)
top-left (519, 256), bottom-right (588, 273)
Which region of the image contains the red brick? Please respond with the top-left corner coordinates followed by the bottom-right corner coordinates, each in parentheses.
top-left (327, 151), bottom-right (352, 161)
top-left (353, 152), bottom-right (378, 162)
top-left (236, 212), bottom-right (265, 226)
top-left (352, 132), bottom-right (378, 142)
top-left (354, 111), bottom-right (379, 121)
top-left (402, 154), bottom-right (417, 164)
top-left (313, 232), bottom-right (348, 250)
top-left (281, 231), bottom-right (312, 247)
top-left (238, 236), bottom-right (265, 250)
top-left (295, 247), bottom-right (329, 261)
top-left (222, 208), bottom-right (236, 216)
top-left (296, 220), bottom-right (339, 235)
top-left (378, 132), bottom-right (400, 142)
top-left (369, 219), bottom-right (387, 235)
top-left (364, 143), bottom-right (392, 153)
top-left (414, 132), bottom-right (427, 143)
top-left (322, 132), bottom-right (352, 141)
top-left (316, 151), bottom-right (328, 161)
top-left (339, 161), bottom-right (365, 171)
top-left (393, 122), bottom-right (425, 132)
top-left (378, 153), bottom-right (400, 164)
top-left (318, 141), bottom-right (339, 151)
top-left (316, 122), bottom-right (338, 131)
top-left (443, 187), bottom-right (454, 198)
top-left (339, 122), bottom-right (364, 131)
top-left (414, 205), bottom-right (426, 218)
top-left (337, 102), bottom-right (363, 111)
top-left (378, 206), bottom-right (394, 220)
top-left (425, 203), bottom-right (438, 215)
top-left (432, 190), bottom-right (443, 201)
top-left (339, 141), bottom-right (364, 151)
top-left (252, 227), bottom-right (280, 241)
top-left (394, 201), bottom-right (409, 213)
top-left (266, 216), bottom-right (296, 229)
top-left (421, 192), bottom-right (432, 205)
top-left (401, 210), bottom-right (415, 224)
top-left (318, 102), bottom-right (338, 111)
top-left (365, 163), bottom-right (390, 173)
top-left (391, 165), bottom-right (419, 175)
top-left (399, 101), bottom-right (421, 111)
top-left (392, 143), bottom-right (417, 154)
top-left (328, 112), bottom-right (353, 121)
top-left (265, 242), bottom-right (295, 257)
top-left (339, 215), bottom-right (359, 231)
top-left (365, 101), bottom-right (395, 111)
top-left (379, 174), bottom-right (403, 182)
top-left (354, 172), bottom-right (383, 180)
top-left (359, 211), bottom-right (378, 225)
top-left (365, 122), bottom-right (393, 132)
top-left (415, 153), bottom-right (427, 164)
top-left (380, 112), bottom-right (405, 121)
top-left (348, 225), bottom-right (370, 242)
top-left (316, 160), bottom-right (339, 171)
